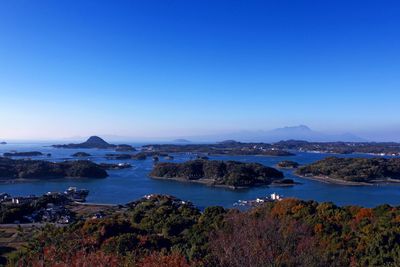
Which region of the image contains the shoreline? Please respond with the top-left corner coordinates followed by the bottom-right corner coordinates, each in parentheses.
top-left (149, 175), bottom-right (272, 190)
top-left (295, 173), bottom-right (400, 186)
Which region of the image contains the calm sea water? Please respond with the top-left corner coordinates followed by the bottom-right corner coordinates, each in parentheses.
top-left (0, 142), bottom-right (399, 208)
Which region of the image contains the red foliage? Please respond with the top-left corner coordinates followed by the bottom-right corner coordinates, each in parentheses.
top-left (209, 211), bottom-right (324, 267)
top-left (20, 248), bottom-right (121, 267)
top-left (138, 252), bottom-right (190, 267)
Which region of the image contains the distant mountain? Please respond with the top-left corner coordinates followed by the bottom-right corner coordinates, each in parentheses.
top-left (182, 125), bottom-right (366, 143)
top-left (218, 140), bottom-right (240, 145)
top-left (263, 125), bottom-right (365, 142)
top-left (172, 139), bottom-right (191, 143)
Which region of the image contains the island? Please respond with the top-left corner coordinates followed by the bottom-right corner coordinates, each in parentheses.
top-left (105, 152), bottom-right (147, 160)
top-left (142, 142), bottom-right (295, 156)
top-left (274, 140), bottom-right (400, 156)
top-left (277, 160), bottom-right (299, 169)
top-left (0, 142), bottom-right (6, 145)
top-left (296, 157), bottom-right (400, 184)
top-left (0, 157), bottom-right (108, 181)
top-left (3, 151), bottom-right (43, 157)
top-left (150, 159), bottom-right (284, 188)
top-left (143, 140), bottom-right (400, 157)
top-left (71, 152), bottom-right (91, 157)
top-left (53, 136), bottom-right (135, 151)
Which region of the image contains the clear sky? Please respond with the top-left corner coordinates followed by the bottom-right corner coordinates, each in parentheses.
top-left (1, 0), bottom-right (399, 141)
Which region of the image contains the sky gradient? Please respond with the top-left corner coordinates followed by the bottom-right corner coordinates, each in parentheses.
top-left (1, 0), bottom-right (400, 141)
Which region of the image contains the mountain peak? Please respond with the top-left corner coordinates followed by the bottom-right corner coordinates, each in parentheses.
top-left (281, 125), bottom-right (311, 131)
top-left (84, 136), bottom-right (110, 146)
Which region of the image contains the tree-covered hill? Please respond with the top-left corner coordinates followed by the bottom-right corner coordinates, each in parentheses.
top-left (150, 160), bottom-right (284, 188)
top-left (296, 157), bottom-right (400, 182)
top-left (7, 195), bottom-right (400, 266)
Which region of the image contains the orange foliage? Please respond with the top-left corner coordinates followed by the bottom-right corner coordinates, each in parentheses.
top-left (354, 208), bottom-right (373, 223)
top-left (314, 223), bottom-right (323, 234)
top-left (270, 198), bottom-right (301, 217)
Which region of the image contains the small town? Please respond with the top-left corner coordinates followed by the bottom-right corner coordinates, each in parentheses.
top-left (0, 187), bottom-right (90, 224)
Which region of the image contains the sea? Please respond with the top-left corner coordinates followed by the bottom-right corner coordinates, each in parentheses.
top-left (0, 142), bottom-right (399, 209)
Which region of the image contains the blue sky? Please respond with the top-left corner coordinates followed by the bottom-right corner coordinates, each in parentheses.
top-left (1, 0), bottom-right (399, 141)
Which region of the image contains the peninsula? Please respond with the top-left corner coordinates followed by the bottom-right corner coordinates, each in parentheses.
top-left (296, 157), bottom-right (400, 184)
top-left (150, 159), bottom-right (284, 188)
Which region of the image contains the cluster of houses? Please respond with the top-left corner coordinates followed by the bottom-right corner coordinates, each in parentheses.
top-left (0, 187), bottom-right (89, 206)
top-left (0, 187), bottom-right (90, 224)
top-left (0, 193), bottom-right (37, 205)
top-left (234, 193), bottom-right (283, 207)
top-left (23, 203), bottom-right (73, 224)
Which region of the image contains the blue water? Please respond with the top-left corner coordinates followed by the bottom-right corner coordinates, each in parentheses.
top-left (0, 143), bottom-right (399, 208)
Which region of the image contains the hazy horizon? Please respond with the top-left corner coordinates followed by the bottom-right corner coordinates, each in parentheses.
top-left (2, 124), bottom-right (400, 143)
top-left (1, 1), bottom-right (399, 141)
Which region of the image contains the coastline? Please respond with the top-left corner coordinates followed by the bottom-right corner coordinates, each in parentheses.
top-left (295, 173), bottom-right (400, 186)
top-left (150, 175), bottom-right (263, 190)
top-left (0, 176), bottom-right (104, 184)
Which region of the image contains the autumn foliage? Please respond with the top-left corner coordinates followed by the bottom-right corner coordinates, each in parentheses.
top-left (7, 195), bottom-right (400, 267)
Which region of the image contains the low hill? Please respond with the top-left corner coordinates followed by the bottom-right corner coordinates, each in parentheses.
top-left (150, 160), bottom-right (284, 188)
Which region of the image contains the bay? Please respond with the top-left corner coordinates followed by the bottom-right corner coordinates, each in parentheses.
top-left (0, 142), bottom-right (399, 208)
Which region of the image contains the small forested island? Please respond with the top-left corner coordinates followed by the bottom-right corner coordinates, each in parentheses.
top-left (105, 152), bottom-right (148, 160)
top-left (0, 157), bottom-right (108, 181)
top-left (277, 160), bottom-right (300, 169)
top-left (3, 194), bottom-right (400, 266)
top-left (71, 152), bottom-right (91, 157)
top-left (296, 157), bottom-right (400, 184)
top-left (150, 160), bottom-right (284, 188)
top-left (143, 142), bottom-right (294, 156)
top-left (53, 136), bottom-right (135, 151)
top-left (3, 151), bottom-right (43, 157)
top-left (0, 142), bottom-right (6, 145)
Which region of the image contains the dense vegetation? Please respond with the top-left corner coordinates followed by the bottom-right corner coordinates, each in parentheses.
top-left (8, 195), bottom-right (400, 266)
top-left (297, 157), bottom-right (400, 182)
top-left (150, 160), bottom-right (284, 187)
top-left (0, 157), bottom-right (108, 180)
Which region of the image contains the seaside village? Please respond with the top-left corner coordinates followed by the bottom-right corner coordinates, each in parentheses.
top-left (0, 187), bottom-right (89, 224)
